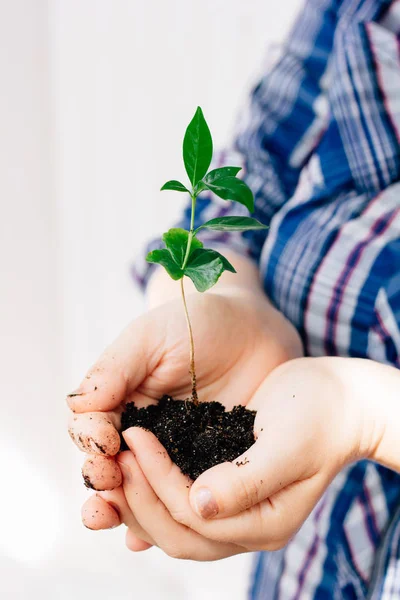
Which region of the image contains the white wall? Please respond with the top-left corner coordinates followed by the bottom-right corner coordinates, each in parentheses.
top-left (0, 1), bottom-right (300, 598)
top-left (0, 0), bottom-right (63, 581)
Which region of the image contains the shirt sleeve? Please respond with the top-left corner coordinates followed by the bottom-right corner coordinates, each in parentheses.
top-left (132, 0), bottom-right (373, 289)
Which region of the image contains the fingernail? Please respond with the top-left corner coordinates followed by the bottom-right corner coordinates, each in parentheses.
top-left (194, 488), bottom-right (218, 519)
top-left (67, 387), bottom-right (86, 399)
top-left (117, 461), bottom-right (133, 484)
top-left (82, 471), bottom-right (96, 490)
top-left (66, 388), bottom-right (85, 409)
top-left (121, 429), bottom-right (137, 455)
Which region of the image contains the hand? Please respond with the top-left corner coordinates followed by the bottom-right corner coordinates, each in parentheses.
top-left (68, 286), bottom-right (302, 530)
top-left (111, 357), bottom-right (373, 558)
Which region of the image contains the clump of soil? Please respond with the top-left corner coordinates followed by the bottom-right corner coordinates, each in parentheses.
top-left (120, 396), bottom-right (256, 480)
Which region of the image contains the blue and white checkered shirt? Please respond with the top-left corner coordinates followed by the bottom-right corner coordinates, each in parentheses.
top-left (134, 0), bottom-right (400, 596)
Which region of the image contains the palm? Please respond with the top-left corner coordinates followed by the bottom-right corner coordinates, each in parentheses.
top-left (128, 292), bottom-right (295, 411)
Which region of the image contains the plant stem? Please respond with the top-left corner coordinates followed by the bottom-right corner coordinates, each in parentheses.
top-left (180, 277), bottom-right (198, 404)
top-left (180, 192), bottom-right (198, 403)
top-left (181, 194), bottom-right (196, 270)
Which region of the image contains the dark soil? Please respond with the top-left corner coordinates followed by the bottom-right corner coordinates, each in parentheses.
top-left (120, 396), bottom-right (256, 480)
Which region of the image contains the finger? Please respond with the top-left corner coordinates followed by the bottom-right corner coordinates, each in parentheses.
top-left (81, 494), bottom-right (120, 530)
top-left (68, 411), bottom-right (121, 456)
top-left (122, 427), bottom-right (284, 524)
top-left (99, 483), bottom-right (155, 546)
top-left (189, 443), bottom-right (281, 520)
top-left (122, 427), bottom-right (326, 549)
top-left (244, 474), bottom-right (328, 550)
top-left (119, 447), bottom-right (244, 561)
top-left (189, 424), bottom-right (316, 520)
top-left (82, 455), bottom-right (122, 491)
top-left (122, 427), bottom-right (195, 518)
top-left (184, 472), bottom-right (326, 550)
top-left (214, 473), bottom-right (328, 551)
top-left (66, 312), bottom-right (163, 413)
top-left (126, 530), bottom-right (153, 552)
top-left (122, 429), bottom-right (245, 547)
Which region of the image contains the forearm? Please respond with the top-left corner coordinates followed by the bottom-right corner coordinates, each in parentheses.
top-left (327, 357), bottom-right (400, 473)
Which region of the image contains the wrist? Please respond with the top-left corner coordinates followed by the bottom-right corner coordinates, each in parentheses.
top-left (358, 360), bottom-right (400, 471)
top-left (328, 357), bottom-right (400, 469)
top-left (290, 357), bottom-right (378, 467)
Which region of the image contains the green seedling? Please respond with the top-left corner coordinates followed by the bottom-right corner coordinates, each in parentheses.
top-left (147, 107), bottom-right (267, 403)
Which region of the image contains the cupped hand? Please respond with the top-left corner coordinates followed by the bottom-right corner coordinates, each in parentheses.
top-left (68, 288), bottom-right (302, 530)
top-left (110, 357), bottom-right (371, 558)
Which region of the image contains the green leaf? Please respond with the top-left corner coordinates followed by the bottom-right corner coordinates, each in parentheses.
top-left (203, 176), bottom-right (254, 212)
top-left (212, 250), bottom-right (236, 273)
top-left (146, 249), bottom-right (183, 280)
top-left (184, 250), bottom-right (224, 292)
top-left (204, 166), bottom-right (241, 183)
top-left (183, 107), bottom-right (213, 187)
top-left (162, 228), bottom-right (203, 266)
top-left (194, 167), bottom-right (242, 197)
top-left (184, 248), bottom-right (236, 292)
top-left (161, 180), bottom-right (190, 193)
top-left (196, 216), bottom-right (267, 233)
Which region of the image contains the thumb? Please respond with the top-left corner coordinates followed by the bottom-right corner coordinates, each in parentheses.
top-left (66, 311), bottom-right (163, 413)
top-left (189, 437), bottom-right (304, 520)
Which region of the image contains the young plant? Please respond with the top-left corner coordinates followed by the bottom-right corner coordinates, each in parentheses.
top-left (146, 107), bottom-right (267, 403)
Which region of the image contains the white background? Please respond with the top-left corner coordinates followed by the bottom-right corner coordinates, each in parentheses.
top-left (0, 1), bottom-right (299, 598)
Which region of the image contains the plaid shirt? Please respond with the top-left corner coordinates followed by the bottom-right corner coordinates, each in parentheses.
top-left (134, 0), bottom-right (400, 597)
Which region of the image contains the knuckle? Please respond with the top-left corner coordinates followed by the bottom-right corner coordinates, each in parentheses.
top-left (252, 518), bottom-right (291, 551)
top-left (169, 507), bottom-right (191, 527)
top-left (235, 476), bottom-right (260, 512)
top-left (246, 532), bottom-right (290, 552)
top-left (250, 506), bottom-right (292, 551)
